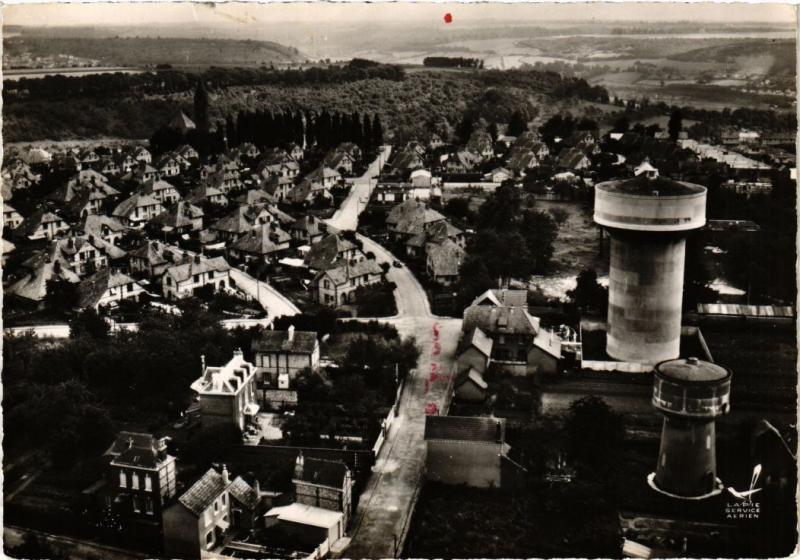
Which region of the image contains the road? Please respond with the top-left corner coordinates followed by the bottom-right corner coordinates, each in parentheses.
top-left (229, 268), bottom-right (300, 318)
top-left (4, 526), bottom-right (148, 560)
top-left (326, 146), bottom-right (392, 232)
top-left (336, 231), bottom-right (462, 558)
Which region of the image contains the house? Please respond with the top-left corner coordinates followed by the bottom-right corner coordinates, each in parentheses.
top-left (259, 174), bottom-right (294, 201)
top-left (3, 239), bottom-right (16, 267)
top-left (424, 415), bottom-right (510, 488)
top-left (264, 503), bottom-right (345, 550)
top-left (13, 208), bottom-right (70, 241)
top-left (162, 466), bottom-right (260, 558)
top-left (634, 158), bottom-right (659, 178)
top-left (428, 133), bottom-right (445, 150)
top-left (323, 151), bottom-right (356, 175)
top-left (140, 179), bottom-right (181, 204)
top-left (456, 327), bottom-right (493, 375)
top-left (131, 146), bottom-right (153, 164)
top-left (288, 143), bottom-right (305, 161)
top-left (229, 223), bottom-right (292, 264)
top-left (95, 156), bottom-right (120, 175)
top-left (105, 432), bottom-right (177, 523)
top-left (126, 162), bottom-right (159, 184)
top-left (292, 453), bottom-right (353, 528)
top-left (82, 214), bottom-right (130, 246)
top-left (507, 150), bottom-right (540, 176)
top-left (210, 205), bottom-right (277, 243)
top-left (52, 233), bottom-right (126, 276)
top-left (239, 142), bottom-right (261, 160)
top-left (392, 148), bottom-right (425, 173)
top-left (186, 184), bottom-right (228, 207)
top-left (63, 187), bottom-right (110, 221)
top-left (235, 189), bottom-right (277, 207)
top-left (305, 166), bottom-right (340, 189)
top-left (304, 233), bottom-right (365, 272)
top-left (153, 154), bottom-right (181, 178)
top-left (425, 238), bottom-right (465, 286)
top-left (152, 201), bottom-right (204, 233)
top-left (190, 349), bottom-right (260, 432)
top-left (447, 150), bottom-right (482, 172)
top-left (312, 259), bottom-right (383, 307)
top-left (129, 241), bottom-right (188, 278)
top-left (385, 199), bottom-right (446, 241)
top-left (112, 193), bottom-right (165, 227)
top-left (176, 144), bottom-right (200, 162)
top-left (252, 326), bottom-right (320, 388)
top-left (471, 288), bottom-right (528, 308)
top-left (462, 295), bottom-right (561, 375)
top-left (466, 130), bottom-right (494, 160)
top-left (6, 249), bottom-right (81, 302)
top-left (3, 203), bottom-right (24, 230)
top-left (79, 150), bottom-right (100, 165)
top-left (556, 148), bottom-right (592, 171)
top-left (454, 368), bottom-right (489, 403)
top-left (288, 215), bottom-right (326, 246)
top-left (77, 268), bottom-right (146, 309)
top-left (287, 179), bottom-right (331, 206)
top-left (483, 167), bottom-right (513, 183)
top-left (162, 255), bottom-right (232, 299)
top-left (114, 152), bottom-right (138, 174)
top-left (335, 142), bottom-right (362, 161)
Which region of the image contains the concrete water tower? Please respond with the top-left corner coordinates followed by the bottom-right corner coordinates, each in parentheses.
top-left (649, 357), bottom-right (732, 499)
top-left (594, 175), bottom-right (706, 363)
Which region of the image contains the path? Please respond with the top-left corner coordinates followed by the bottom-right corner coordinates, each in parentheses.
top-left (326, 146), bottom-right (392, 232)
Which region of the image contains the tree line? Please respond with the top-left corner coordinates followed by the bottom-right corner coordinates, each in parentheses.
top-left (4, 59), bottom-right (406, 103)
top-left (423, 57), bottom-right (484, 69)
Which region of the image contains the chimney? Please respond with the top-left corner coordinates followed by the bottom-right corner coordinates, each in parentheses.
top-left (157, 437), bottom-right (168, 461)
top-left (294, 451), bottom-right (304, 480)
top-left (495, 420), bottom-right (503, 443)
top-left (254, 478), bottom-right (261, 497)
top-left (287, 325), bottom-right (295, 342)
top-left (233, 348), bottom-right (243, 359)
top-left (201, 354), bottom-right (206, 375)
top-left (127, 436), bottom-right (134, 449)
top-left (221, 464), bottom-right (230, 485)
top-left (194, 254), bottom-right (201, 264)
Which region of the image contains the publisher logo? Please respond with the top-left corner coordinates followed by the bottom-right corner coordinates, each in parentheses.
top-left (725, 501), bottom-right (760, 520)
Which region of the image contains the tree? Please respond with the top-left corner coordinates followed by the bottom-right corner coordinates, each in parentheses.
top-left (69, 308), bottom-right (111, 340)
top-left (520, 210), bottom-right (558, 273)
top-left (44, 278), bottom-right (79, 312)
top-left (455, 113), bottom-right (475, 144)
top-left (565, 396), bottom-right (624, 479)
top-left (507, 110), bottom-right (528, 137)
top-left (455, 256), bottom-right (495, 310)
top-left (567, 268), bottom-right (608, 315)
top-left (611, 115), bottom-right (630, 133)
top-left (487, 122), bottom-right (499, 142)
top-left (194, 79), bottom-right (209, 132)
top-left (668, 108), bottom-right (683, 140)
top-left (371, 114), bottom-right (384, 147)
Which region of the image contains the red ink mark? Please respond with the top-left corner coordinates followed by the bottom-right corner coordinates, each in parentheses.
top-left (424, 379), bottom-right (430, 393)
top-left (443, 13), bottom-right (453, 24)
top-left (433, 323), bottom-right (440, 337)
top-left (426, 402), bottom-right (440, 415)
top-left (429, 370), bottom-right (438, 383)
top-left (432, 341), bottom-right (441, 356)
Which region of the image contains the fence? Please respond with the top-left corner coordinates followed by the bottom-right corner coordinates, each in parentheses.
top-left (371, 378), bottom-right (405, 458)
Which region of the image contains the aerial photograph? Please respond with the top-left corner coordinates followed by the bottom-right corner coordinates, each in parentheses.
top-left (1, 2), bottom-right (797, 558)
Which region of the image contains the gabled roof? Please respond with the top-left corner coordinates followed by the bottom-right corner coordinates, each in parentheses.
top-left (471, 288), bottom-right (528, 308)
top-left (82, 214), bottom-right (129, 238)
top-left (557, 148), bottom-right (590, 169)
top-left (304, 233), bottom-right (359, 271)
top-left (171, 111), bottom-right (197, 132)
top-left (295, 457), bottom-right (349, 488)
top-left (6, 249), bottom-right (80, 301)
top-left (78, 268), bottom-right (138, 308)
top-left (152, 201), bottom-right (204, 230)
top-left (459, 327), bottom-right (493, 358)
top-left (187, 184), bottom-right (226, 204)
top-left (424, 415), bottom-right (505, 443)
top-left (462, 305), bottom-right (540, 337)
top-left (107, 432), bottom-right (170, 469)
top-left (386, 199), bottom-right (445, 237)
top-left (128, 240), bottom-right (187, 267)
top-left (456, 367), bottom-right (488, 390)
top-left (165, 256), bottom-right (230, 284)
top-left (426, 238), bottom-right (464, 277)
top-left (233, 224), bottom-right (291, 255)
top-left (141, 178), bottom-right (180, 197)
top-left (178, 468), bottom-right (227, 517)
top-left (228, 476), bottom-right (260, 510)
top-left (306, 166), bottom-right (340, 182)
top-left (316, 259), bottom-right (382, 287)
top-left (13, 208), bottom-right (66, 238)
top-left (288, 215), bottom-right (324, 237)
top-left (252, 329), bottom-right (318, 355)
top-left (112, 193), bottom-right (162, 219)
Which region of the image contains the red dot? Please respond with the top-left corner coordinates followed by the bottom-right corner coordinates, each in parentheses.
top-left (443, 13), bottom-right (453, 23)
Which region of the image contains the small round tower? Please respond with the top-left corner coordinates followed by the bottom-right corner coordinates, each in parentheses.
top-left (649, 357), bottom-right (732, 499)
top-left (594, 175), bottom-right (706, 364)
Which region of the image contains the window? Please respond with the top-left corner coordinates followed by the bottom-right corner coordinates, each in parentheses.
top-left (144, 474), bottom-right (152, 492)
top-left (119, 471), bottom-right (127, 488)
top-left (145, 497), bottom-right (154, 515)
top-left (324, 280), bottom-right (330, 289)
top-left (214, 499), bottom-right (219, 513)
top-left (131, 473), bottom-right (139, 489)
top-left (221, 493), bottom-right (227, 506)
top-left (206, 531), bottom-right (214, 546)
top-left (193, 274), bottom-right (201, 283)
top-left (132, 496), bottom-right (141, 513)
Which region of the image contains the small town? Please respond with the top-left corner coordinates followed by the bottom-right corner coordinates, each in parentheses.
top-left (2, 4), bottom-right (798, 560)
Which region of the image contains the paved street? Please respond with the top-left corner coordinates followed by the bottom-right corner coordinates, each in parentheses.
top-left (229, 268), bottom-right (300, 318)
top-left (326, 146), bottom-right (392, 232)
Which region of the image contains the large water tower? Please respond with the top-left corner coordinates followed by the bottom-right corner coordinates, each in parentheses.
top-left (594, 175), bottom-right (706, 363)
top-left (649, 357), bottom-right (732, 499)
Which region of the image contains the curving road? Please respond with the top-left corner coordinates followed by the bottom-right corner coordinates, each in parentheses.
top-left (325, 146), bottom-right (392, 232)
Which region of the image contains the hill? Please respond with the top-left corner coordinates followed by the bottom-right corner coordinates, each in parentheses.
top-left (3, 36), bottom-right (305, 68)
top-left (668, 40), bottom-right (796, 77)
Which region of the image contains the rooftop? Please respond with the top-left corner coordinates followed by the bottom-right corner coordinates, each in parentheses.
top-left (425, 415), bottom-right (506, 443)
top-left (597, 175), bottom-right (705, 197)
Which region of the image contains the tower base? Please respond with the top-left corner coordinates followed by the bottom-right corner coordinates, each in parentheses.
top-left (647, 472), bottom-right (724, 500)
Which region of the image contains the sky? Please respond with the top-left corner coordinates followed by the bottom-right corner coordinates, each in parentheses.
top-left (4, 1), bottom-right (797, 27)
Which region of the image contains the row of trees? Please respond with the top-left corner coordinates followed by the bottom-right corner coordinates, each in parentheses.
top-left (5, 59), bottom-right (406, 103)
top-left (423, 57), bottom-right (484, 69)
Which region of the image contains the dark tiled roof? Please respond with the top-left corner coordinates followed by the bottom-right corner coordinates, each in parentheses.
top-left (179, 468), bottom-right (227, 516)
top-left (228, 476), bottom-right (260, 510)
top-left (295, 457), bottom-right (348, 489)
top-left (462, 305), bottom-right (539, 337)
top-left (458, 327), bottom-right (493, 358)
top-left (304, 234), bottom-right (358, 271)
top-left (424, 415), bottom-right (505, 443)
top-left (252, 330), bottom-right (317, 354)
top-left (78, 268), bottom-right (138, 308)
top-left (107, 432), bottom-right (165, 469)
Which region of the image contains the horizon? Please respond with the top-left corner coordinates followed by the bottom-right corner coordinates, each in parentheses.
top-left (4, 2), bottom-right (796, 28)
